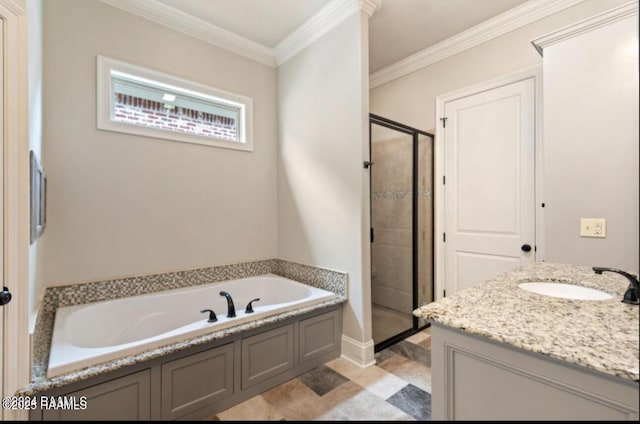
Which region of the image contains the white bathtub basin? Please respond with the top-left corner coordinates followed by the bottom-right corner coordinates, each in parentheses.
top-left (48, 274), bottom-right (336, 378)
top-left (518, 282), bottom-right (612, 300)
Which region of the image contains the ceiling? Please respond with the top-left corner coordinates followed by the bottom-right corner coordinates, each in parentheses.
top-left (369, 0), bottom-right (529, 72)
top-left (157, 0), bottom-right (330, 48)
top-left (155, 0), bottom-right (531, 71)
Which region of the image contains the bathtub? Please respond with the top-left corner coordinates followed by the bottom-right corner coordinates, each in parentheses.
top-left (47, 274), bottom-right (336, 378)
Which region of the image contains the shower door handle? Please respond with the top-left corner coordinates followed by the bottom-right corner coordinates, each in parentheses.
top-left (370, 228), bottom-right (374, 243)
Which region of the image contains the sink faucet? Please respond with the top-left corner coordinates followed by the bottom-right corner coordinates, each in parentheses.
top-left (592, 267), bottom-right (639, 305)
top-left (219, 291), bottom-right (236, 317)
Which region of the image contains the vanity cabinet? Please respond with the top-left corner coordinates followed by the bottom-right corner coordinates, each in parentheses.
top-left (29, 305), bottom-right (342, 421)
top-left (431, 324), bottom-right (639, 420)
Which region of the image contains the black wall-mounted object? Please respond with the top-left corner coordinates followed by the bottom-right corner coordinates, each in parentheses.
top-left (0, 287), bottom-right (12, 306)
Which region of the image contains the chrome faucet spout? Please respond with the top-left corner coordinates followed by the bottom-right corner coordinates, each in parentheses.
top-left (592, 267), bottom-right (639, 305)
top-left (219, 291), bottom-right (236, 317)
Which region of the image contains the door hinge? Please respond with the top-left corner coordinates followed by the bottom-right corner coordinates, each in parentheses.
top-left (443, 233), bottom-right (446, 242)
top-left (443, 175), bottom-right (446, 185)
top-left (443, 289), bottom-right (446, 298)
top-left (370, 228), bottom-right (374, 243)
top-left (440, 117), bottom-right (448, 128)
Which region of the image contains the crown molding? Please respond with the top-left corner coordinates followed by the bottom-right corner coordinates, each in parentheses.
top-left (0, 0), bottom-right (26, 14)
top-left (275, 0), bottom-right (359, 66)
top-left (360, 0), bottom-right (382, 17)
top-left (531, 0), bottom-right (638, 56)
top-left (370, 0), bottom-right (585, 88)
top-left (99, 0), bottom-right (276, 67)
top-left (100, 0), bottom-right (380, 68)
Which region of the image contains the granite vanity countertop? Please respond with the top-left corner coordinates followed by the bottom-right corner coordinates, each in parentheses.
top-left (414, 262), bottom-right (639, 382)
top-left (19, 295), bottom-right (346, 396)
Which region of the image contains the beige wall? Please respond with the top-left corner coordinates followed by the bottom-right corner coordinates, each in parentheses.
top-left (27, 0), bottom-right (42, 328)
top-left (39, 0), bottom-right (278, 288)
top-left (370, 0), bottom-right (636, 270)
top-left (278, 12), bottom-right (373, 363)
top-left (542, 14), bottom-right (639, 271)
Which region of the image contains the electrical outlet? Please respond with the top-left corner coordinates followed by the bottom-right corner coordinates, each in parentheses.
top-left (580, 218), bottom-right (606, 238)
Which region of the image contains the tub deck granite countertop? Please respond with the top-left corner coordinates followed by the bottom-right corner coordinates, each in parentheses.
top-left (20, 295), bottom-right (346, 396)
top-left (413, 262), bottom-right (639, 382)
top-left (18, 259), bottom-right (348, 396)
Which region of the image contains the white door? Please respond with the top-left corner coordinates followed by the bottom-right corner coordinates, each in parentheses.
top-left (443, 78), bottom-right (535, 295)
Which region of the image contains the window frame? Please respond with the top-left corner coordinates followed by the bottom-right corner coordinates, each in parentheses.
top-left (97, 55), bottom-right (254, 152)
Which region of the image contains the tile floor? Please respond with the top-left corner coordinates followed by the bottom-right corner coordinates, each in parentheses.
top-left (210, 327), bottom-right (432, 421)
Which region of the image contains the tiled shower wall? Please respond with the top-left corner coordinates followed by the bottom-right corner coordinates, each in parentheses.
top-left (371, 134), bottom-right (433, 316)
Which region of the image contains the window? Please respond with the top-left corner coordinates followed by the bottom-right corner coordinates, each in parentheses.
top-left (97, 56), bottom-right (253, 151)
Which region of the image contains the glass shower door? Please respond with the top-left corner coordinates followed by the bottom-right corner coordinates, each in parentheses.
top-left (370, 122), bottom-right (415, 345)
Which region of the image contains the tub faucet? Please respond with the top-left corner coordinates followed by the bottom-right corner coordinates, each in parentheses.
top-left (592, 267), bottom-right (639, 305)
top-left (219, 291), bottom-right (236, 317)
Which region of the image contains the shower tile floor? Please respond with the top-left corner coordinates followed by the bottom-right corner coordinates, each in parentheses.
top-left (209, 327), bottom-right (432, 421)
top-left (372, 304), bottom-right (414, 343)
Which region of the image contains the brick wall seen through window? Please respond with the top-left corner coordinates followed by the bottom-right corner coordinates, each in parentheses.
top-left (114, 93), bottom-right (237, 141)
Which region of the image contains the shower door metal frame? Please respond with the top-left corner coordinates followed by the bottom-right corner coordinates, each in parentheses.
top-left (369, 113), bottom-right (434, 352)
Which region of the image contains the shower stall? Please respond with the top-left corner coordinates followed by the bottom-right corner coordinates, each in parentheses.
top-left (369, 114), bottom-right (434, 351)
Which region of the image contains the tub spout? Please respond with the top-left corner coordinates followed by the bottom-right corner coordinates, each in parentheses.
top-left (219, 291), bottom-right (236, 317)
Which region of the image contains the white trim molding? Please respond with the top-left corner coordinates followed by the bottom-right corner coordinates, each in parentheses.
top-left (100, 0), bottom-right (381, 68)
top-left (531, 0), bottom-right (638, 56)
top-left (275, 0), bottom-right (360, 65)
top-left (360, 0), bottom-right (382, 18)
top-left (1, 0), bottom-right (31, 419)
top-left (0, 0), bottom-right (24, 14)
top-left (370, 0), bottom-right (584, 88)
top-left (341, 334), bottom-right (375, 367)
top-left (99, 0), bottom-right (276, 67)
top-left (275, 0), bottom-right (381, 65)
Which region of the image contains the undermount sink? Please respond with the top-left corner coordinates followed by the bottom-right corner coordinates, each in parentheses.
top-left (518, 281), bottom-right (613, 300)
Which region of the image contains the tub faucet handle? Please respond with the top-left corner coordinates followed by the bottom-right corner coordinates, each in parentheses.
top-left (245, 298), bottom-right (261, 314)
top-left (200, 309), bottom-right (218, 323)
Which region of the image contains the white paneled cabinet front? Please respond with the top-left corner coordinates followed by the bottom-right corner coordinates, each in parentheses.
top-left (431, 324), bottom-right (639, 420)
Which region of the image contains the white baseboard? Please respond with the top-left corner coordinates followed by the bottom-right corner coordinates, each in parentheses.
top-left (340, 334), bottom-right (375, 367)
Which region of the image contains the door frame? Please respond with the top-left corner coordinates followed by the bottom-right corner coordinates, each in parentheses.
top-left (1, 0), bottom-right (30, 419)
top-left (434, 65), bottom-right (544, 301)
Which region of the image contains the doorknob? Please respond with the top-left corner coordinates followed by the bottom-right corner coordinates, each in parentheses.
top-left (0, 287), bottom-right (12, 306)
top-left (521, 244), bottom-right (532, 252)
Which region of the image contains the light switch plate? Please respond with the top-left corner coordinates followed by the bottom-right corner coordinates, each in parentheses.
top-left (580, 218), bottom-right (606, 238)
